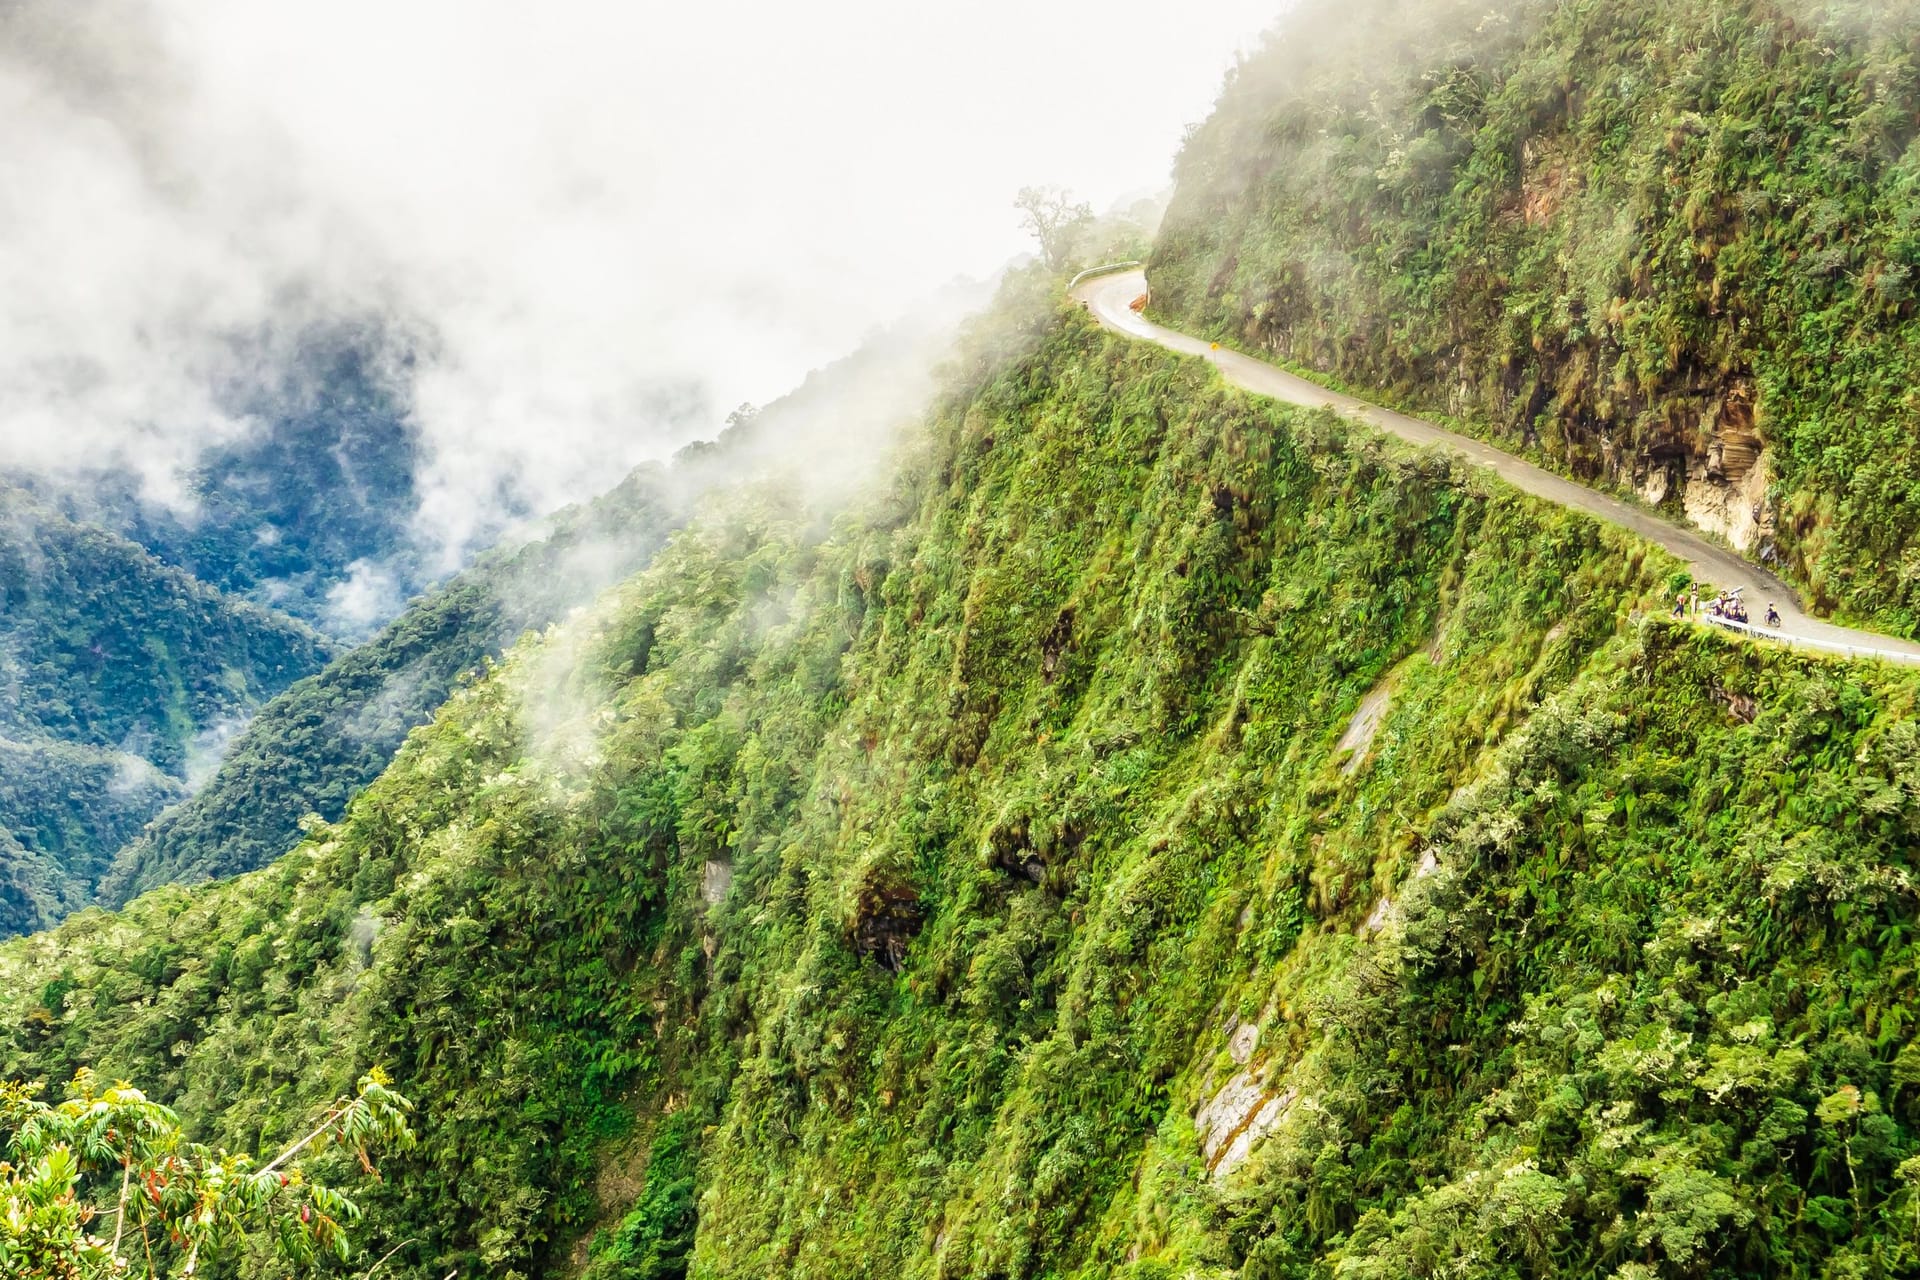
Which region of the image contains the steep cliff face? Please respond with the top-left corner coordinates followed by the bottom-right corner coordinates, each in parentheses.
top-left (7, 286), bottom-right (1920, 1278)
top-left (1152, 0), bottom-right (1920, 635)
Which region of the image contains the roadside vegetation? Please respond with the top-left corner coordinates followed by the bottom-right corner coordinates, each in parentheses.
top-left (1154, 0), bottom-right (1920, 637)
top-left (13, 3), bottom-right (1920, 1269)
top-left (6, 273), bottom-right (1918, 1277)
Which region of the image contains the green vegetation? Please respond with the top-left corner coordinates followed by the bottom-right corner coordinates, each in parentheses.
top-left (40, 343), bottom-right (426, 633)
top-left (9, 275), bottom-right (1917, 1277)
top-left (0, 493), bottom-right (333, 935)
top-left (1153, 0), bottom-right (1920, 636)
top-left (11, 4), bottom-right (1920, 1273)
top-left (96, 469), bottom-right (682, 909)
top-left (0, 494), bottom-right (330, 770)
top-left (2, 1068), bottom-right (412, 1278)
top-left (1016, 187), bottom-right (1095, 271)
top-left (2, 300), bottom-right (960, 939)
top-left (0, 739), bottom-right (181, 938)
top-left (85, 305), bottom-right (957, 919)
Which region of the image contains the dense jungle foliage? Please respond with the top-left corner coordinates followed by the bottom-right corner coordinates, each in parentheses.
top-left (1, 1067), bottom-right (414, 1277)
top-left (0, 305), bottom-right (953, 940)
top-left (0, 493), bottom-right (333, 936)
top-left (0, 737), bottom-right (181, 938)
top-left (0, 494), bottom-right (331, 769)
top-left (8, 281), bottom-right (1920, 1279)
top-left (1152, 0), bottom-right (1920, 636)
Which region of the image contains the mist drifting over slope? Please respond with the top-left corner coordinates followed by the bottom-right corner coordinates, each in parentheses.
top-left (0, 0), bottom-right (1278, 570)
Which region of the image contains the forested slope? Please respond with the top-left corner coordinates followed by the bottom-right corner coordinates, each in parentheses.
top-left (0, 737), bottom-right (181, 937)
top-left (91, 308), bottom-right (953, 913)
top-left (1153, 0), bottom-right (1920, 637)
top-left (0, 495), bottom-right (331, 767)
top-left (95, 468), bottom-right (682, 907)
top-left (0, 493), bottom-right (331, 934)
top-left (22, 340), bottom-right (425, 635)
top-left (8, 282), bottom-right (1920, 1278)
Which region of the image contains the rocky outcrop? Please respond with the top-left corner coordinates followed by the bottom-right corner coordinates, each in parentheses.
top-left (1227, 1020), bottom-right (1260, 1065)
top-left (1196, 1069), bottom-right (1297, 1181)
top-left (849, 868), bottom-right (923, 973)
top-left (1635, 383), bottom-right (1776, 557)
top-left (1518, 134), bottom-right (1575, 228)
top-left (983, 806), bottom-right (1083, 889)
top-left (701, 859), bottom-right (732, 905)
top-left (1193, 1009), bottom-right (1300, 1181)
top-left (1336, 681), bottom-right (1392, 775)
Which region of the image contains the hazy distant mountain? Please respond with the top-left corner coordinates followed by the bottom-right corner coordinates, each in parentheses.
top-left (22, 339), bottom-right (426, 639)
top-left (0, 488), bottom-right (332, 933)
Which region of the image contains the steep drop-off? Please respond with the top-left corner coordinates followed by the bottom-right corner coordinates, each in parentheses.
top-left (1153, 0), bottom-right (1920, 637)
top-left (8, 286), bottom-right (1919, 1278)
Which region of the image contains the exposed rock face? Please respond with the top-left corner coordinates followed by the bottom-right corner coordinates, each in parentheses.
top-left (1039, 607), bottom-right (1075, 683)
top-left (983, 808), bottom-right (1082, 888)
top-left (701, 859), bottom-right (732, 905)
top-left (850, 874), bottom-right (923, 973)
top-left (1635, 384), bottom-right (1776, 557)
top-left (1196, 1070), bottom-right (1264, 1163)
top-left (1684, 447), bottom-right (1772, 556)
top-left (1710, 684), bottom-right (1762, 724)
top-left (1196, 1068), bottom-right (1297, 1181)
top-left (1336, 682), bottom-right (1392, 775)
top-left (1216, 1088), bottom-right (1295, 1178)
top-left (1518, 135), bottom-right (1575, 228)
top-left (987, 814), bottom-right (1046, 885)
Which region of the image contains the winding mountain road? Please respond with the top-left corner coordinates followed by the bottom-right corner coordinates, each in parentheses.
top-left (1074, 268), bottom-right (1920, 666)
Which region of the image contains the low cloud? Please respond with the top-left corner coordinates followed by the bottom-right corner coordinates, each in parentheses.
top-left (0, 0), bottom-right (1278, 568)
top-left (183, 713), bottom-right (251, 792)
top-left (324, 559), bottom-right (410, 640)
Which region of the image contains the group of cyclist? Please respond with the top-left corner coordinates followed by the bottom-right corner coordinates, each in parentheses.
top-left (1672, 585), bottom-right (1781, 629)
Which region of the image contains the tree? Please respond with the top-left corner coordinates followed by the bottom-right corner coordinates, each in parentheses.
top-left (1014, 187), bottom-right (1093, 272)
top-left (0, 1068), bottom-right (414, 1279)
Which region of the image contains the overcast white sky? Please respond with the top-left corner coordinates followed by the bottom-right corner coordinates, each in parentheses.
top-left (0, 0), bottom-right (1281, 556)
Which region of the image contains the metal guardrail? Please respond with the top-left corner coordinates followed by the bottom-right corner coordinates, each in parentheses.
top-left (1065, 261), bottom-right (1142, 292)
top-left (1699, 613), bottom-right (1920, 664)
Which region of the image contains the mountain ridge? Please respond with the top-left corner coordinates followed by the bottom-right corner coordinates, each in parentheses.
top-left (11, 276), bottom-right (1918, 1276)
top-left (9, 4), bottom-right (1920, 1276)
top-left (1152, 0), bottom-right (1920, 636)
